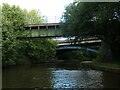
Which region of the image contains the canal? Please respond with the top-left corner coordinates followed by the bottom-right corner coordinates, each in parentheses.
top-left (2, 63), bottom-right (120, 89)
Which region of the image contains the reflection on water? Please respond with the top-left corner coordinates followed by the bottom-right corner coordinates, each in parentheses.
top-left (2, 64), bottom-right (120, 89)
top-left (51, 69), bottom-right (103, 88)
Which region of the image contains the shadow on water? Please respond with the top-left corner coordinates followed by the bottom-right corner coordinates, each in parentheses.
top-left (2, 63), bottom-right (120, 89)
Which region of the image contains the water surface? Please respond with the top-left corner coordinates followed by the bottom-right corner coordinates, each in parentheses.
top-left (2, 63), bottom-right (120, 89)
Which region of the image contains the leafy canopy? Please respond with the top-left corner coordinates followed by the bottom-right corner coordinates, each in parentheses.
top-left (62, 2), bottom-right (120, 60)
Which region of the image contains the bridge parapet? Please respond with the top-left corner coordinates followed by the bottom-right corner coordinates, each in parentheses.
top-left (24, 23), bottom-right (62, 37)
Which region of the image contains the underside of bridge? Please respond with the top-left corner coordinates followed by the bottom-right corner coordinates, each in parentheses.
top-left (24, 23), bottom-right (60, 30)
top-left (56, 46), bottom-right (98, 55)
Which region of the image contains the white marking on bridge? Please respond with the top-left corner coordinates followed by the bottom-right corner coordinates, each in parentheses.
top-left (57, 46), bottom-right (98, 53)
top-left (57, 40), bottom-right (101, 46)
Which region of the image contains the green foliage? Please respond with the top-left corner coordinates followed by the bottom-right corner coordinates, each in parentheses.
top-left (23, 9), bottom-right (46, 24)
top-left (0, 5), bottom-right (2, 48)
top-left (2, 3), bottom-right (57, 67)
top-left (2, 3), bottom-right (26, 66)
top-left (58, 50), bottom-right (97, 62)
top-left (62, 2), bottom-right (120, 61)
top-left (27, 39), bottom-right (56, 63)
top-left (62, 2), bottom-right (120, 36)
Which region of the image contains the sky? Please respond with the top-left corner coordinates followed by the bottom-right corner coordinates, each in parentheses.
top-left (0, 0), bottom-right (74, 23)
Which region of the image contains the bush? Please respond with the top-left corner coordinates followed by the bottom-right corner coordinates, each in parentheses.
top-left (57, 50), bottom-right (97, 62)
top-left (2, 3), bottom-right (57, 66)
top-left (25, 39), bottom-right (57, 63)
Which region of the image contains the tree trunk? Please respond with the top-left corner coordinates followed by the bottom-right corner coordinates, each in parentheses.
top-left (100, 40), bottom-right (112, 62)
top-left (110, 42), bottom-right (120, 62)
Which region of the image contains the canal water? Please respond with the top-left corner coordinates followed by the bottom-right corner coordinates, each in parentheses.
top-left (2, 63), bottom-right (120, 89)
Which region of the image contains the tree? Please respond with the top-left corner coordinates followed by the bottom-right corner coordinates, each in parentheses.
top-left (0, 5), bottom-right (2, 63)
top-left (62, 2), bottom-right (120, 62)
top-left (23, 9), bottom-right (46, 24)
top-left (2, 3), bottom-right (26, 66)
top-left (0, 5), bottom-right (2, 41)
top-left (2, 3), bottom-right (56, 66)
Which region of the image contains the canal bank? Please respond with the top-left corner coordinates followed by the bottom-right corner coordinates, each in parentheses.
top-left (81, 61), bottom-right (120, 74)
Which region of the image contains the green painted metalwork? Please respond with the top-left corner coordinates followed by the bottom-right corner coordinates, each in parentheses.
top-left (24, 29), bottom-right (63, 37)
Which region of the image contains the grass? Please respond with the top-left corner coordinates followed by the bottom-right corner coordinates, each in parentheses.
top-left (81, 61), bottom-right (120, 73)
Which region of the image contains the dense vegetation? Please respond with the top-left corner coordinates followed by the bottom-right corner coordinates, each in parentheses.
top-left (23, 9), bottom-right (47, 24)
top-left (2, 3), bottom-right (57, 67)
top-left (2, 2), bottom-right (120, 67)
top-left (58, 50), bottom-right (97, 62)
top-left (62, 2), bottom-right (120, 62)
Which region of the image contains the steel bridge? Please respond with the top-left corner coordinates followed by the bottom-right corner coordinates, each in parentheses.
top-left (21, 23), bottom-right (102, 56)
top-left (24, 23), bottom-right (62, 37)
top-left (56, 45), bottom-right (98, 55)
